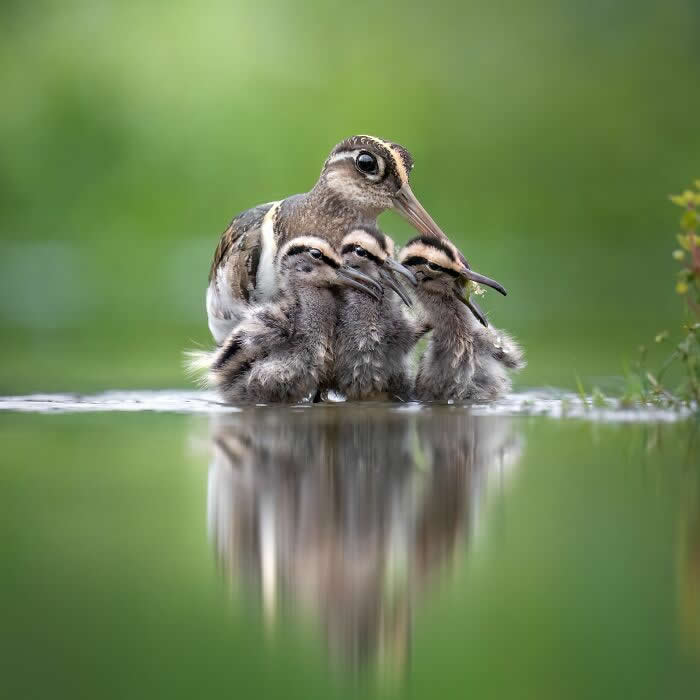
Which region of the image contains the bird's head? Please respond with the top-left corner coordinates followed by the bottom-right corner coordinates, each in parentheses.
top-left (339, 226), bottom-right (416, 305)
top-left (399, 236), bottom-right (506, 308)
top-left (319, 135), bottom-right (452, 242)
top-left (278, 236), bottom-right (381, 299)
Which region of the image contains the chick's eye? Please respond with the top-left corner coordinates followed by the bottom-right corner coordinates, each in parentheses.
top-left (427, 262), bottom-right (440, 271)
top-left (356, 151), bottom-right (378, 175)
top-left (354, 246), bottom-right (367, 257)
top-left (309, 249), bottom-right (322, 259)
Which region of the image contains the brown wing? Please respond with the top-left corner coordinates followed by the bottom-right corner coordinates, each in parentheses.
top-left (208, 202), bottom-right (275, 286)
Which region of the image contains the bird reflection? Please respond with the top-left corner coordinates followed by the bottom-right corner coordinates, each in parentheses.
top-left (205, 404), bottom-right (523, 676)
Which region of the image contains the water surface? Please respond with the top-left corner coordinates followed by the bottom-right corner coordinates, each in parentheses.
top-left (1, 398), bottom-right (699, 698)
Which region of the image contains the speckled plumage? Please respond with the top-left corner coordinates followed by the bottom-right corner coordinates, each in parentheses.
top-left (334, 294), bottom-right (417, 401)
top-left (331, 227), bottom-right (421, 400)
top-left (414, 294), bottom-right (523, 401)
top-left (207, 238), bottom-right (346, 404)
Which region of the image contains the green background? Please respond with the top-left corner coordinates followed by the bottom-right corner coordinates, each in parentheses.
top-left (2, 0), bottom-right (699, 394)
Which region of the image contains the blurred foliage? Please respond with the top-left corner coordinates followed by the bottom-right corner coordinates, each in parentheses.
top-left (623, 182), bottom-right (700, 408)
top-left (1, 0), bottom-right (700, 392)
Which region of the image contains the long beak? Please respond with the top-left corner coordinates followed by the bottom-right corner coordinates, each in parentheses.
top-left (393, 183), bottom-right (508, 298)
top-left (338, 266), bottom-right (381, 301)
top-left (459, 267), bottom-right (507, 296)
top-left (392, 183), bottom-right (449, 242)
top-left (383, 256), bottom-right (417, 286)
top-left (379, 268), bottom-right (412, 307)
top-left (455, 290), bottom-right (489, 327)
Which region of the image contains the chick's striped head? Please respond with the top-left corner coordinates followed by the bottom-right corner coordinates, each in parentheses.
top-left (400, 236), bottom-right (507, 300)
top-left (279, 235), bottom-right (382, 298)
top-left (340, 226), bottom-right (416, 305)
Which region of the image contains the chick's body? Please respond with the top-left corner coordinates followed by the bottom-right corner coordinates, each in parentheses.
top-left (334, 286), bottom-right (416, 401)
top-left (331, 228), bottom-right (419, 401)
top-left (231, 289), bottom-right (337, 403)
top-left (208, 237), bottom-right (378, 404)
top-left (400, 237), bottom-right (524, 402)
top-left (414, 293), bottom-right (522, 401)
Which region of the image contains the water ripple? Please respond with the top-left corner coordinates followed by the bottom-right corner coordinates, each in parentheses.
top-left (0, 390), bottom-right (693, 422)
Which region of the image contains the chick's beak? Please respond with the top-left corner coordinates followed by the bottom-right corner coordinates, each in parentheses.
top-left (338, 266), bottom-right (382, 301)
top-left (379, 268), bottom-right (413, 307)
top-left (459, 267), bottom-right (507, 296)
top-left (453, 282), bottom-right (489, 327)
top-left (392, 183), bottom-right (449, 243)
top-left (383, 256), bottom-right (417, 286)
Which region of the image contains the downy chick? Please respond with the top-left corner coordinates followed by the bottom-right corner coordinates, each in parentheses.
top-left (399, 237), bottom-right (525, 402)
top-left (332, 226), bottom-right (420, 400)
top-left (206, 237), bottom-right (380, 404)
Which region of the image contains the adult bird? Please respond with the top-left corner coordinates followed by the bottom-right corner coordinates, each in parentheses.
top-left (206, 135), bottom-right (505, 344)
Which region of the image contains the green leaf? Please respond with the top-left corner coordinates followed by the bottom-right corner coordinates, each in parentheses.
top-left (575, 374), bottom-right (587, 407)
top-left (592, 387), bottom-right (606, 408)
top-left (682, 189), bottom-right (696, 206)
top-left (678, 337), bottom-right (691, 354)
top-left (646, 372), bottom-right (659, 388)
top-left (677, 233), bottom-right (691, 250)
top-left (681, 209), bottom-right (698, 231)
top-left (467, 281), bottom-right (485, 297)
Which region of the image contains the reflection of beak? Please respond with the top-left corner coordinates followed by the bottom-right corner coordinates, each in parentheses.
top-left (459, 267), bottom-right (507, 296)
top-left (338, 266), bottom-right (382, 301)
top-left (383, 256), bottom-right (417, 286)
top-left (380, 268), bottom-right (412, 307)
top-left (392, 183), bottom-right (448, 242)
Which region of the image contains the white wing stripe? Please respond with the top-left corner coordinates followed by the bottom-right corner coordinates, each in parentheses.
top-left (256, 201), bottom-right (282, 301)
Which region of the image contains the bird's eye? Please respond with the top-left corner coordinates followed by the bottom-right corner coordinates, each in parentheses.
top-left (355, 151), bottom-right (378, 175)
top-left (427, 262), bottom-right (440, 271)
top-left (309, 249), bottom-right (322, 259)
top-left (354, 246), bottom-right (367, 257)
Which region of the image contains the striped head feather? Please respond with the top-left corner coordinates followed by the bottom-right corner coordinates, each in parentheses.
top-left (340, 226), bottom-right (417, 304)
top-left (399, 236), bottom-right (464, 277)
top-left (319, 135), bottom-right (415, 211)
top-left (277, 236), bottom-right (342, 271)
top-left (340, 227), bottom-right (389, 266)
top-left (325, 135), bottom-right (414, 187)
